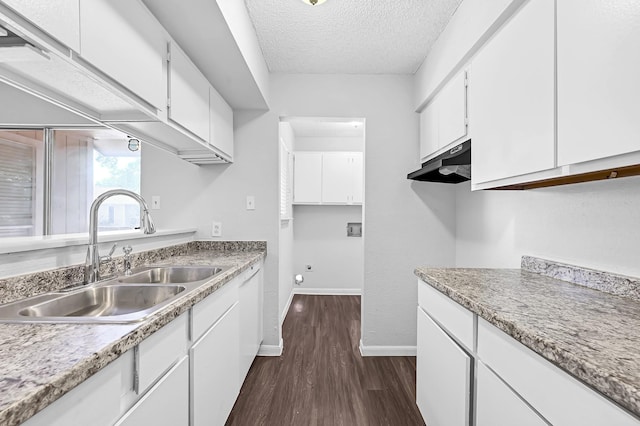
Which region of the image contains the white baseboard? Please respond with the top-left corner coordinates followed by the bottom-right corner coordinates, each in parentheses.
top-left (293, 287), bottom-right (362, 296)
top-left (258, 338), bottom-right (283, 356)
top-left (280, 289), bottom-right (294, 326)
top-left (359, 340), bottom-right (417, 357)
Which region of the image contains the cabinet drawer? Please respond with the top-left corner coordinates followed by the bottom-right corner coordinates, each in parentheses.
top-left (137, 313), bottom-right (188, 394)
top-left (418, 280), bottom-right (474, 350)
top-left (116, 356), bottom-right (189, 426)
top-left (477, 318), bottom-right (639, 426)
top-left (192, 280), bottom-right (238, 342)
top-left (476, 361), bottom-right (547, 426)
top-left (23, 351), bottom-right (132, 426)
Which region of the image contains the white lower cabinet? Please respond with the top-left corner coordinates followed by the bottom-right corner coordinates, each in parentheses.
top-left (416, 307), bottom-right (471, 426)
top-left (24, 260), bottom-right (264, 426)
top-left (476, 361), bottom-right (546, 426)
top-left (239, 263), bottom-right (264, 384)
top-left (116, 356), bottom-right (189, 426)
top-left (191, 303), bottom-right (240, 426)
top-left (417, 279), bottom-right (640, 426)
top-left (22, 351), bottom-right (133, 426)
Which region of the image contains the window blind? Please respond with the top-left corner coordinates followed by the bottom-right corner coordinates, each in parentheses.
top-left (280, 140), bottom-right (292, 220)
top-left (0, 138), bottom-right (35, 237)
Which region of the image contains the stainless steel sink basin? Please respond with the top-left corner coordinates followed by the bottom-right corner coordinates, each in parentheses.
top-left (118, 266), bottom-right (224, 284)
top-left (0, 264), bottom-right (229, 323)
top-left (19, 285), bottom-right (185, 318)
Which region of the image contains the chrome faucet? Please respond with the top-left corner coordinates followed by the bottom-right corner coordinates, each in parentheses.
top-left (85, 190), bottom-right (156, 284)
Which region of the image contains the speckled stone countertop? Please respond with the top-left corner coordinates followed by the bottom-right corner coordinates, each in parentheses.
top-left (0, 242), bottom-right (266, 426)
top-left (415, 257), bottom-right (640, 418)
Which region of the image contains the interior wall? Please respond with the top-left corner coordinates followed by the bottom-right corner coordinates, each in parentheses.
top-left (141, 109), bottom-right (282, 348)
top-left (293, 205), bottom-right (363, 293)
top-left (455, 176), bottom-right (640, 277)
top-left (295, 136), bottom-right (364, 152)
top-left (278, 122), bottom-right (295, 322)
top-left (270, 74), bottom-right (457, 350)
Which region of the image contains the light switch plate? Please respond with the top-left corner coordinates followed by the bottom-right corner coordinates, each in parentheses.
top-left (151, 196), bottom-right (161, 210)
top-left (246, 196), bottom-right (255, 210)
top-left (212, 222), bottom-right (222, 237)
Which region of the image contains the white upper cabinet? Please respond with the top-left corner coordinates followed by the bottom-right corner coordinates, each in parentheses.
top-left (321, 152), bottom-right (363, 204)
top-left (293, 152), bottom-right (323, 204)
top-left (557, 0), bottom-right (640, 166)
top-left (438, 71), bottom-right (468, 151)
top-left (293, 152), bottom-right (363, 205)
top-left (351, 153), bottom-right (364, 203)
top-left (322, 152), bottom-right (355, 204)
top-left (2, 0), bottom-right (80, 51)
top-left (79, 0), bottom-right (165, 110)
top-left (419, 101), bottom-right (439, 161)
top-left (420, 70), bottom-right (467, 162)
top-left (209, 85), bottom-right (234, 160)
top-left (168, 41), bottom-right (211, 143)
top-left (470, 0), bottom-right (555, 184)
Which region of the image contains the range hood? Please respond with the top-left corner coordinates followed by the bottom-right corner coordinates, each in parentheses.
top-left (407, 140), bottom-right (471, 183)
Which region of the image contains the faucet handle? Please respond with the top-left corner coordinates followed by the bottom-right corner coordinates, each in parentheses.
top-left (122, 245), bottom-right (133, 276)
top-left (100, 243), bottom-right (117, 264)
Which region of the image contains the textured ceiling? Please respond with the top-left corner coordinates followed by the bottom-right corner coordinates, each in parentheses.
top-left (245, 0), bottom-right (462, 74)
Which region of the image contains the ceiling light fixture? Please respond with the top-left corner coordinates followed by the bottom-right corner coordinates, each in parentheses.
top-left (300, 0), bottom-right (327, 6)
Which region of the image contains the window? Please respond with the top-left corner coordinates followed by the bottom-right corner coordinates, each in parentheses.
top-left (0, 128), bottom-right (141, 238)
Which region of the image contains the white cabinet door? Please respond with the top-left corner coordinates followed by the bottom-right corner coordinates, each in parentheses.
top-left (416, 307), bottom-right (471, 426)
top-left (239, 265), bottom-right (263, 384)
top-left (168, 42), bottom-right (210, 143)
top-left (79, 0), bottom-right (165, 109)
top-left (438, 71), bottom-right (467, 149)
top-left (191, 303), bottom-right (240, 426)
top-left (293, 152), bottom-right (322, 203)
top-left (419, 102), bottom-right (439, 161)
top-left (476, 362), bottom-right (547, 426)
top-left (470, 0), bottom-right (555, 184)
top-left (116, 356), bottom-right (189, 426)
top-left (209, 85), bottom-right (234, 160)
top-left (3, 0), bottom-right (80, 51)
top-left (557, 0), bottom-right (640, 166)
top-left (419, 70), bottom-right (467, 162)
top-left (351, 153), bottom-right (364, 203)
top-left (322, 152), bottom-right (352, 203)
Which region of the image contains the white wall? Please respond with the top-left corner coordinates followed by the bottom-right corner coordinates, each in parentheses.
top-left (455, 176), bottom-right (640, 277)
top-left (270, 74), bottom-right (457, 350)
top-left (278, 122), bottom-right (295, 323)
top-left (141, 110), bottom-right (282, 348)
top-left (295, 136), bottom-right (364, 152)
top-left (293, 205), bottom-right (363, 293)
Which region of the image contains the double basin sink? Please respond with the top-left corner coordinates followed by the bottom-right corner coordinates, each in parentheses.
top-left (0, 266), bottom-right (229, 324)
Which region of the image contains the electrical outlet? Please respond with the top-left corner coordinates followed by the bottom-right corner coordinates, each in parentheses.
top-left (151, 196), bottom-right (161, 210)
top-left (246, 196), bottom-right (255, 210)
top-left (212, 222), bottom-right (222, 237)
top-left (305, 264), bottom-right (313, 272)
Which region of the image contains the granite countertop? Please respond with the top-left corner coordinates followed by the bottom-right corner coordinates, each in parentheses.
top-left (0, 242), bottom-right (266, 426)
top-left (415, 256), bottom-right (640, 418)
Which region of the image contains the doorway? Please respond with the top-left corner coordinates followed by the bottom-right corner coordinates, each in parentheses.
top-left (279, 117), bottom-right (365, 301)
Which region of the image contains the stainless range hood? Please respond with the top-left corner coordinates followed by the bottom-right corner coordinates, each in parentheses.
top-left (407, 140), bottom-right (471, 183)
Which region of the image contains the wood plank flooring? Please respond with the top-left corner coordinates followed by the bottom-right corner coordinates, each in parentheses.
top-left (226, 295), bottom-right (425, 426)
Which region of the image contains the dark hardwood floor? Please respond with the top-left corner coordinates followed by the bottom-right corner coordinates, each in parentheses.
top-left (226, 295), bottom-right (425, 426)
